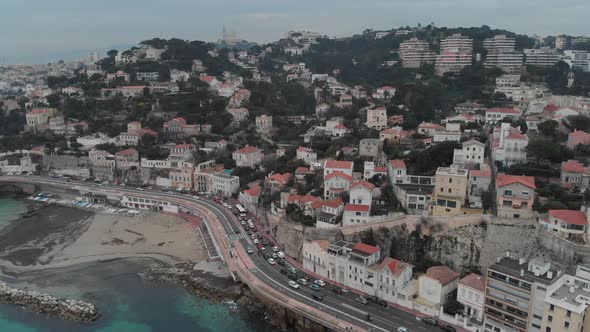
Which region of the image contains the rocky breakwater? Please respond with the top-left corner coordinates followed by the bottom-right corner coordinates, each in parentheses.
top-left (0, 281), bottom-right (99, 322)
top-left (142, 263), bottom-right (243, 303)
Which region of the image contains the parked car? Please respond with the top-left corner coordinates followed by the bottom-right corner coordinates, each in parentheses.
top-left (288, 281), bottom-right (300, 289)
top-left (420, 318), bottom-right (438, 326)
top-left (246, 247), bottom-right (253, 254)
top-left (314, 279), bottom-right (326, 287)
top-left (288, 273), bottom-right (298, 281)
top-left (355, 296), bottom-right (369, 305)
top-left (309, 284), bottom-right (321, 291)
top-left (439, 325), bottom-right (456, 332)
top-left (272, 246), bottom-right (279, 252)
top-left (277, 251), bottom-right (285, 259)
top-left (297, 278), bottom-right (308, 286)
top-left (267, 258), bottom-right (276, 265)
top-left (311, 293), bottom-right (323, 301)
top-left (253, 239), bottom-right (259, 244)
top-left (271, 253), bottom-right (277, 259)
top-left (330, 287), bottom-right (343, 294)
top-left (277, 259), bottom-right (285, 266)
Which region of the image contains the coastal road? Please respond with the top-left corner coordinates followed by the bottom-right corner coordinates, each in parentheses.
top-left (2, 175), bottom-right (441, 332)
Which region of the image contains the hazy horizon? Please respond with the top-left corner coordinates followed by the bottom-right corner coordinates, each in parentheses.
top-left (2, 0), bottom-right (589, 65)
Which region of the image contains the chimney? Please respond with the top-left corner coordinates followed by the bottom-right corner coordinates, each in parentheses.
top-left (569, 286), bottom-right (575, 294)
top-left (497, 257), bottom-right (501, 263)
top-left (506, 251), bottom-right (511, 258)
top-left (520, 269), bottom-right (524, 277)
top-left (547, 271), bottom-right (554, 279)
top-left (518, 258), bottom-right (526, 265)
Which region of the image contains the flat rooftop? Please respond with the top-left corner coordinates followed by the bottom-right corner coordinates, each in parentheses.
top-left (549, 284), bottom-right (590, 313)
top-left (490, 256), bottom-right (561, 285)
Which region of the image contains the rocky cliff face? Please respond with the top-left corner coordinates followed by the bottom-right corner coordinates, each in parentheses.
top-left (343, 218), bottom-right (541, 273)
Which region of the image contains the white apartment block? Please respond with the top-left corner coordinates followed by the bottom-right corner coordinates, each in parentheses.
top-left (435, 34), bottom-right (473, 75)
top-left (399, 38), bottom-right (436, 68)
top-left (524, 48), bottom-right (560, 67)
top-left (564, 50), bottom-right (590, 72)
top-left (484, 35), bottom-right (523, 74)
top-left (255, 114), bottom-right (273, 132)
top-left (492, 123), bottom-right (528, 166)
top-left (302, 240), bottom-right (413, 305)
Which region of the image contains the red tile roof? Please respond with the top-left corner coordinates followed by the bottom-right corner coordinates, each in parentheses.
top-left (425, 266), bottom-right (460, 286)
top-left (375, 166), bottom-right (387, 173)
top-left (295, 167), bottom-right (311, 174)
top-left (487, 108), bottom-right (521, 114)
top-left (268, 173), bottom-right (292, 185)
top-left (459, 273), bottom-right (486, 292)
top-left (325, 171), bottom-right (353, 182)
top-left (311, 240), bottom-right (332, 251)
top-left (418, 122), bottom-right (444, 129)
top-left (544, 104), bottom-right (559, 112)
top-left (29, 108), bottom-right (52, 115)
top-left (175, 144), bottom-right (195, 149)
top-left (505, 132), bottom-right (527, 140)
top-left (496, 174), bottom-right (536, 189)
top-left (344, 204), bottom-right (370, 212)
top-left (325, 160), bottom-right (353, 170)
top-left (562, 160), bottom-right (586, 173)
top-left (549, 210), bottom-right (588, 226)
top-left (390, 159), bottom-right (406, 169)
top-left (323, 197), bottom-right (343, 208)
top-left (353, 243), bottom-right (380, 255)
top-left (235, 146), bottom-right (262, 154)
top-left (377, 257), bottom-right (410, 276)
top-left (244, 184), bottom-right (261, 197)
top-left (350, 181), bottom-right (376, 191)
top-left (116, 148), bottom-right (138, 156)
top-left (334, 124), bottom-right (349, 130)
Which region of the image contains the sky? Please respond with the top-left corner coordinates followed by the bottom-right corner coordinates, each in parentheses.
top-left (1, 0), bottom-right (589, 64)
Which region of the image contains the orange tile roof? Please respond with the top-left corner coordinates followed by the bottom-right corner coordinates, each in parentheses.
top-left (390, 159), bottom-right (406, 169)
top-left (496, 174), bottom-right (536, 189)
top-left (549, 210), bottom-right (588, 226)
top-left (235, 146), bottom-right (262, 154)
top-left (350, 181), bottom-right (376, 191)
top-left (116, 148), bottom-right (138, 156)
top-left (311, 240), bottom-right (332, 251)
top-left (376, 257), bottom-right (411, 276)
top-left (325, 171), bottom-right (353, 182)
top-left (353, 243), bottom-right (380, 255)
top-left (244, 184), bottom-right (261, 197)
top-left (325, 160), bottom-right (353, 170)
top-left (470, 169), bottom-right (491, 177)
top-left (323, 197), bottom-right (343, 208)
top-left (344, 204), bottom-right (370, 212)
top-left (459, 273), bottom-right (486, 292)
top-left (268, 173), bottom-right (292, 185)
top-left (425, 266), bottom-right (460, 286)
top-left (487, 108), bottom-right (521, 114)
top-left (562, 160), bottom-right (586, 173)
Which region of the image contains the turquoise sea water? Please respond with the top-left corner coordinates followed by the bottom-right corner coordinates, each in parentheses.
top-left (0, 197), bottom-right (27, 228)
top-left (0, 199), bottom-right (275, 332)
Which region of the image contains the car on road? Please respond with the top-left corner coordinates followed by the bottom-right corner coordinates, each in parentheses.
top-left (355, 296), bottom-right (369, 305)
top-left (311, 293), bottom-right (323, 301)
top-left (271, 253), bottom-right (277, 259)
top-left (309, 284), bottom-right (321, 291)
top-left (277, 251), bottom-right (285, 259)
top-left (330, 287), bottom-right (343, 294)
top-left (288, 272), bottom-right (298, 281)
top-left (439, 325), bottom-right (456, 332)
top-left (253, 239), bottom-right (259, 244)
top-left (240, 220), bottom-right (246, 225)
top-left (288, 281), bottom-right (299, 289)
top-left (397, 328), bottom-right (408, 332)
top-left (272, 246), bottom-right (279, 252)
top-left (314, 280), bottom-right (326, 287)
top-left (420, 318), bottom-right (438, 326)
top-left (297, 278), bottom-right (308, 286)
top-left (277, 259), bottom-right (285, 266)
top-left (246, 247), bottom-right (253, 254)
top-left (263, 253), bottom-right (270, 260)
top-left (267, 258), bottom-right (276, 265)
top-left (288, 267), bottom-right (297, 274)
top-left (234, 228), bottom-right (240, 233)
top-left (262, 239), bottom-right (269, 246)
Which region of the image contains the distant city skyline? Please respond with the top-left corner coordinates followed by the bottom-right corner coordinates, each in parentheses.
top-left (2, 0), bottom-right (589, 64)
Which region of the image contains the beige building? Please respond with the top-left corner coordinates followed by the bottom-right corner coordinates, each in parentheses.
top-left (232, 146), bottom-right (263, 168)
top-left (417, 266), bottom-right (460, 310)
top-left (430, 167), bottom-right (468, 215)
top-left (541, 265), bottom-right (590, 332)
top-left (255, 114), bottom-right (273, 132)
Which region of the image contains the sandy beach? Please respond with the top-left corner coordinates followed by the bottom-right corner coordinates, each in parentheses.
top-left (0, 203), bottom-right (208, 275)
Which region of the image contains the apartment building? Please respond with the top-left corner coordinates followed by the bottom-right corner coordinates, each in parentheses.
top-left (458, 273), bottom-right (486, 323)
top-left (232, 146), bottom-right (264, 168)
top-left (163, 117), bottom-right (200, 137)
top-left (524, 48), bottom-right (560, 67)
top-left (417, 266), bottom-right (460, 309)
top-left (366, 106), bottom-right (388, 130)
top-left (399, 38), bottom-right (436, 68)
top-left (324, 160), bottom-right (354, 178)
top-left (227, 107), bottom-right (249, 124)
top-left (541, 265), bottom-right (590, 332)
top-left (484, 255), bottom-right (561, 332)
top-left (359, 138), bottom-right (382, 158)
top-left (485, 107), bottom-right (522, 125)
top-left (302, 240), bottom-right (413, 305)
top-left (435, 34), bottom-right (474, 75)
top-left (484, 35), bottom-right (523, 74)
top-left (194, 161), bottom-right (239, 197)
top-left (430, 167), bottom-right (468, 216)
top-left (495, 174), bottom-right (536, 219)
top-left (296, 146), bottom-right (317, 165)
top-left (564, 51), bottom-right (590, 72)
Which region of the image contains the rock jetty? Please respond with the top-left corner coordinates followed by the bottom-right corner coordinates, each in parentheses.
top-left (0, 281), bottom-right (99, 322)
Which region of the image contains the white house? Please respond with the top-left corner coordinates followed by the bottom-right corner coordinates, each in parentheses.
top-left (342, 204), bottom-right (370, 226)
top-left (349, 181), bottom-right (375, 207)
top-left (366, 106), bottom-right (388, 130)
top-left (485, 108), bottom-right (522, 125)
top-left (232, 146), bottom-right (263, 168)
top-left (457, 273), bottom-right (485, 322)
top-left (452, 139), bottom-right (486, 168)
top-left (324, 171), bottom-right (352, 199)
top-left (296, 146), bottom-right (317, 165)
top-left (324, 160), bottom-right (354, 178)
top-left (417, 266), bottom-right (460, 310)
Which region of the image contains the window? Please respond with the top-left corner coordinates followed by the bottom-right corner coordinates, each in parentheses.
top-left (565, 321), bottom-right (570, 329)
top-left (545, 328), bottom-right (551, 332)
top-left (449, 178), bottom-right (453, 183)
top-left (548, 315), bottom-right (553, 322)
top-left (567, 310), bottom-right (571, 318)
top-left (549, 304), bottom-right (555, 311)
top-left (504, 190), bottom-right (513, 196)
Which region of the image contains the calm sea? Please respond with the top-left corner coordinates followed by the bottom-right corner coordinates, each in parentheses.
top-left (0, 198), bottom-right (276, 332)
